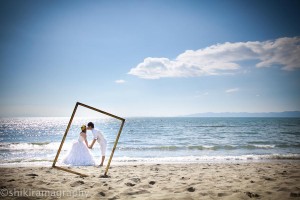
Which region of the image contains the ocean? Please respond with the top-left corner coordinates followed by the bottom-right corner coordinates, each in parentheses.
top-left (0, 117), bottom-right (300, 166)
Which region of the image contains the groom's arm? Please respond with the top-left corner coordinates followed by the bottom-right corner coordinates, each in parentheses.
top-left (89, 139), bottom-right (97, 149)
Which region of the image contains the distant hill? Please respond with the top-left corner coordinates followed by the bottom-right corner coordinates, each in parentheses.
top-left (183, 111), bottom-right (300, 117)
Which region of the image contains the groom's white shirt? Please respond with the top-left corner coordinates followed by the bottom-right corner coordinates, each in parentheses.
top-left (92, 128), bottom-right (107, 144)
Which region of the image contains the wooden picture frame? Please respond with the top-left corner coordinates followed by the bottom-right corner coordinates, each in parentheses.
top-left (52, 102), bottom-right (125, 177)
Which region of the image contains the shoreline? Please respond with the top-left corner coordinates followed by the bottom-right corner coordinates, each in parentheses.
top-left (1, 156), bottom-right (300, 167)
top-left (1, 161), bottom-right (300, 199)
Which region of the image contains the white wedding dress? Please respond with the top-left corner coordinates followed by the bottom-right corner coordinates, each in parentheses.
top-left (62, 134), bottom-right (95, 166)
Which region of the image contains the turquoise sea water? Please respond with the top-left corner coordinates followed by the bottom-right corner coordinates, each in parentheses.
top-left (0, 117), bottom-right (300, 166)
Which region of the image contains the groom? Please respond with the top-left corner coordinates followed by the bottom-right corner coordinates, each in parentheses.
top-left (87, 122), bottom-right (107, 167)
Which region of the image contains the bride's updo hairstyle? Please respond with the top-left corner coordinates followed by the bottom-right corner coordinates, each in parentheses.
top-left (81, 125), bottom-right (87, 133)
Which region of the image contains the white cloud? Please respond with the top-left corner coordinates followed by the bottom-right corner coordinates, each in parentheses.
top-left (194, 91), bottom-right (209, 98)
top-left (128, 36), bottom-right (300, 79)
top-left (115, 79), bottom-right (126, 84)
top-left (225, 88), bottom-right (239, 93)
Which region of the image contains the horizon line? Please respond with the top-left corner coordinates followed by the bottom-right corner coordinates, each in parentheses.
top-left (1, 111), bottom-right (300, 118)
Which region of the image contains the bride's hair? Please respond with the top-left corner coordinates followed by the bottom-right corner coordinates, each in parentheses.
top-left (81, 125), bottom-right (87, 133)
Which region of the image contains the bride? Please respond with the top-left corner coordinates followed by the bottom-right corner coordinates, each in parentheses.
top-left (62, 125), bottom-right (95, 166)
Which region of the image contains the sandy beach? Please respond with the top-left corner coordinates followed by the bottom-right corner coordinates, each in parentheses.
top-left (1, 161), bottom-right (300, 199)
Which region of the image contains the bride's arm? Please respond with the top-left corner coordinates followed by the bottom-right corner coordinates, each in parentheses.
top-left (81, 132), bottom-right (89, 147)
top-left (89, 139), bottom-right (96, 149)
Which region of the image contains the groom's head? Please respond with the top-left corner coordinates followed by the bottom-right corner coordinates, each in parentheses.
top-left (87, 122), bottom-right (94, 130)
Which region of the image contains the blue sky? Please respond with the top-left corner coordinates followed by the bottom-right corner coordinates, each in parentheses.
top-left (0, 0), bottom-right (299, 117)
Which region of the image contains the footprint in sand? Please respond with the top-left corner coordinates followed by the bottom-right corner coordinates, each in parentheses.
top-left (262, 176), bottom-right (275, 181)
top-left (187, 187), bottom-right (195, 192)
top-left (131, 178), bottom-right (141, 183)
top-left (108, 195), bottom-right (120, 200)
top-left (290, 192), bottom-right (300, 197)
top-left (70, 180), bottom-right (85, 187)
top-left (26, 173), bottom-right (38, 177)
top-left (245, 192), bottom-right (260, 198)
top-left (125, 182), bottom-right (135, 187)
top-left (217, 193), bottom-right (229, 197)
top-left (99, 192), bottom-right (105, 196)
top-left (277, 187), bottom-right (290, 192)
top-left (149, 181), bottom-right (156, 185)
top-left (126, 190), bottom-right (150, 195)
